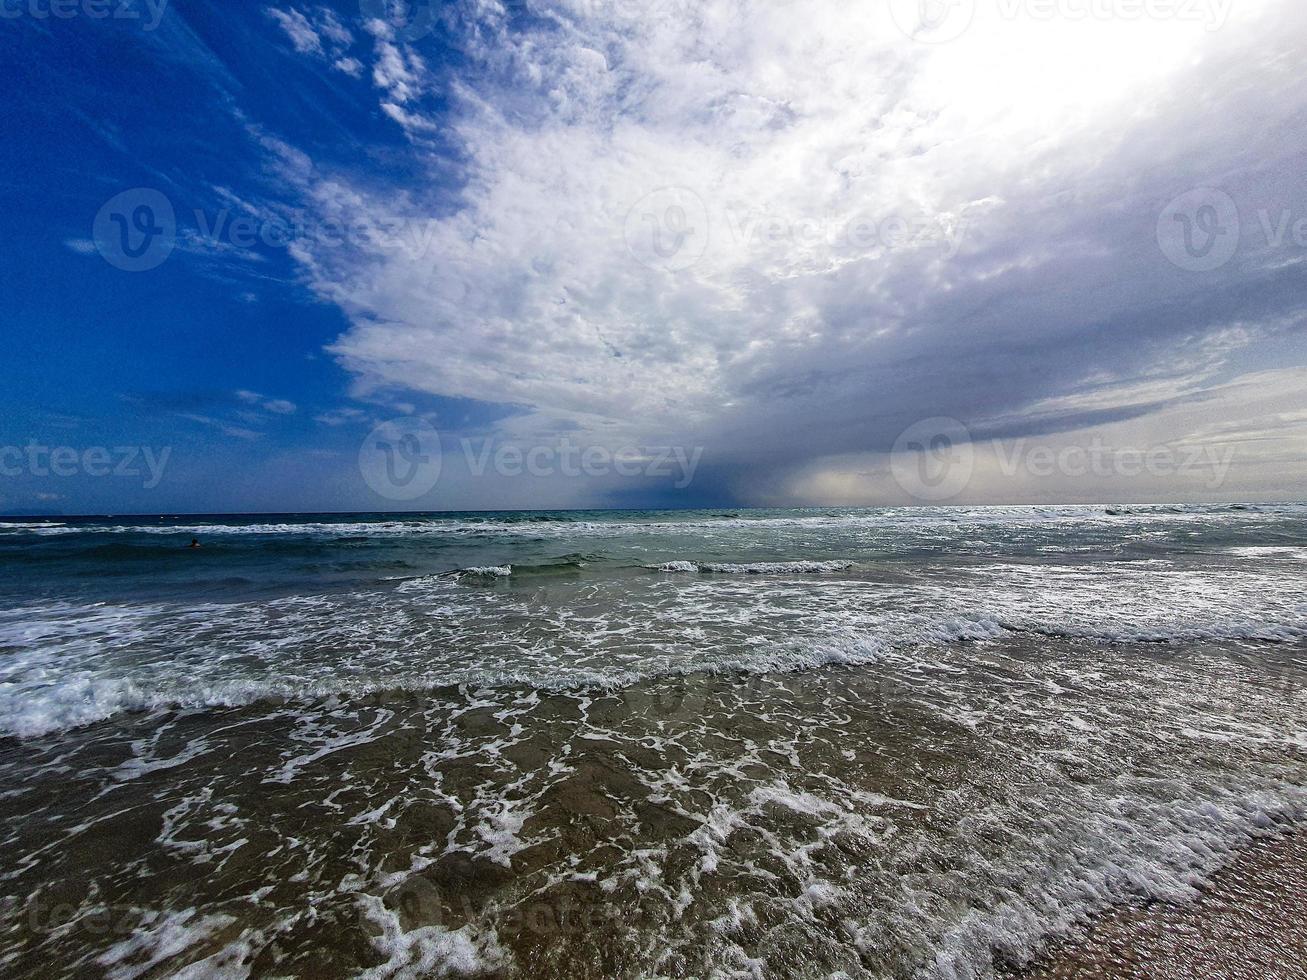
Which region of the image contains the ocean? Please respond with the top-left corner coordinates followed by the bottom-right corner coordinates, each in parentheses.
top-left (0, 504), bottom-right (1304, 978)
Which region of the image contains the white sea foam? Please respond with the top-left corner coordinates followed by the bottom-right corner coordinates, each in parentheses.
top-left (5, 559), bottom-right (1304, 979)
top-left (3, 513), bottom-right (1305, 739)
top-left (357, 892), bottom-right (507, 979)
top-left (651, 560), bottom-right (699, 573)
top-left (97, 909), bottom-right (238, 980)
top-left (1227, 546), bottom-right (1307, 560)
top-left (8, 502), bottom-right (1305, 540)
top-left (651, 560), bottom-right (854, 574)
top-left (436, 565), bottom-right (513, 582)
top-left (2, 559), bottom-right (1305, 739)
top-left (918, 789), bottom-right (1306, 979)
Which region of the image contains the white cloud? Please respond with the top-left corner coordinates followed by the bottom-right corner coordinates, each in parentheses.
top-left (259, 0), bottom-right (1307, 502)
top-left (369, 34), bottom-right (425, 104)
top-left (178, 413), bottom-right (264, 441)
top-left (333, 56), bottom-right (364, 78)
top-left (317, 7), bottom-right (353, 47)
top-left (267, 7), bottom-right (322, 55)
top-left (268, 5), bottom-right (358, 70)
top-left (774, 365), bottom-right (1307, 506)
top-left (314, 406), bottom-right (367, 426)
top-left (235, 390), bottom-right (297, 415)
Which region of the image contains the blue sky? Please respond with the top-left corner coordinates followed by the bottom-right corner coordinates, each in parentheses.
top-left (3, 0), bottom-right (1306, 514)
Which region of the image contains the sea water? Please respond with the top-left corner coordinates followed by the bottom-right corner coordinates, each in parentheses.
top-left (0, 504), bottom-right (1303, 977)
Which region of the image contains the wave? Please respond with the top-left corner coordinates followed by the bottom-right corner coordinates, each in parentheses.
top-left (510, 553), bottom-right (607, 575)
top-left (923, 789), bottom-right (1305, 978)
top-left (1226, 546), bottom-right (1307, 561)
top-left (5, 503), bottom-right (1304, 541)
top-left (9, 586), bottom-right (1303, 742)
top-left (0, 613), bottom-right (1004, 740)
top-left (1, 612), bottom-right (1299, 741)
top-left (448, 565), bottom-right (513, 582)
top-left (408, 554), bottom-right (612, 586)
top-left (3, 553), bottom-right (1305, 739)
top-left (650, 560), bottom-right (855, 574)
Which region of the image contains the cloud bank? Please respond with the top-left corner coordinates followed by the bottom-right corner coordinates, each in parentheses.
top-left (265, 0), bottom-right (1307, 504)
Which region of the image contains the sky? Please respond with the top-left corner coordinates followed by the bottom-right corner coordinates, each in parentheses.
top-left (2, 0), bottom-right (1306, 514)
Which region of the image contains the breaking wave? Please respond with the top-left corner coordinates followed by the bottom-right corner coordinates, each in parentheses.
top-left (650, 559), bottom-right (855, 574)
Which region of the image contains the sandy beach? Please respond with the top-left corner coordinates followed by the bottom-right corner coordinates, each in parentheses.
top-left (1019, 832), bottom-right (1307, 979)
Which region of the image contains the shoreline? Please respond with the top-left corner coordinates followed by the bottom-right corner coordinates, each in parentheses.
top-left (1015, 831), bottom-right (1307, 979)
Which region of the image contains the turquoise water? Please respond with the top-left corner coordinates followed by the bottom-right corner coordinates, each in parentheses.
top-left (2, 503), bottom-right (1305, 736)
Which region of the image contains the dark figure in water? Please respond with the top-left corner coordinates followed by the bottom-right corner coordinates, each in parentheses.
top-left (189, 538), bottom-right (201, 549)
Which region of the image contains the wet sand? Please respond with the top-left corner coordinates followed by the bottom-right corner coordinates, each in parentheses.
top-left (1018, 832), bottom-right (1307, 979)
